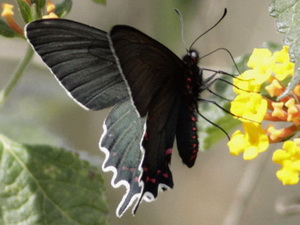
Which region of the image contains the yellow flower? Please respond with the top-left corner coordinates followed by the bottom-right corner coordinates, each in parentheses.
top-left (233, 70), bottom-right (265, 94)
top-left (43, 12), bottom-right (58, 19)
top-left (42, 1), bottom-right (59, 19)
top-left (272, 46), bottom-right (294, 81)
top-left (46, 1), bottom-right (56, 13)
top-left (273, 139), bottom-right (300, 185)
top-left (227, 130), bottom-right (245, 156)
top-left (265, 79), bottom-right (283, 97)
top-left (266, 125), bottom-right (285, 141)
top-left (285, 98), bottom-right (300, 124)
top-left (1, 3), bottom-right (23, 36)
top-left (270, 102), bottom-right (286, 120)
top-left (228, 123), bottom-right (269, 160)
top-left (247, 48), bottom-right (274, 76)
top-left (230, 93), bottom-right (268, 123)
top-left (266, 124), bottom-right (297, 142)
top-left (1, 3), bottom-right (13, 17)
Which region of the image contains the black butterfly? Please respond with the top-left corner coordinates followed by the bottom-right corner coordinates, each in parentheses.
top-left (25, 11), bottom-right (226, 216)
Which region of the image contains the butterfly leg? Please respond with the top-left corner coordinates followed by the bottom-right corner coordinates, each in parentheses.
top-left (201, 71), bottom-right (254, 95)
top-left (195, 105), bottom-right (230, 140)
top-left (202, 68), bottom-right (238, 78)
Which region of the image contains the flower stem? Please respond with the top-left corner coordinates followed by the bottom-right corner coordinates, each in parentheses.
top-left (0, 45), bottom-right (34, 106)
top-left (222, 149), bottom-right (271, 225)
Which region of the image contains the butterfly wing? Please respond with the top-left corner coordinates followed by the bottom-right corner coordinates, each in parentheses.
top-left (25, 19), bottom-right (128, 110)
top-left (109, 25), bottom-right (185, 117)
top-left (138, 85), bottom-right (181, 201)
top-left (109, 26), bottom-right (185, 208)
top-left (25, 19), bottom-right (147, 216)
top-left (26, 20), bottom-right (191, 216)
top-left (100, 98), bottom-right (146, 217)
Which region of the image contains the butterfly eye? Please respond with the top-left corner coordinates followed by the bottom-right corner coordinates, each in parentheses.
top-left (190, 50), bottom-right (198, 58)
top-left (183, 50), bottom-right (199, 65)
top-left (191, 50), bottom-right (199, 64)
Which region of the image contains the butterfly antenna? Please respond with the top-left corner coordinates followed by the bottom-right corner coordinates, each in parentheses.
top-left (175, 9), bottom-right (188, 52)
top-left (189, 8), bottom-right (227, 50)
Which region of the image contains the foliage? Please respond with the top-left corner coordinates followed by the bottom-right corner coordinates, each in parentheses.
top-left (0, 134), bottom-right (108, 225)
top-left (0, 1), bottom-right (108, 224)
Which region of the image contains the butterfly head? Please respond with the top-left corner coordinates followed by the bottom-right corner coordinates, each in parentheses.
top-left (183, 49), bottom-right (199, 66)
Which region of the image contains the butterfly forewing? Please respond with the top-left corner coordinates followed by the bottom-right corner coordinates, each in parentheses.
top-left (25, 19), bottom-right (128, 110)
top-left (109, 25), bottom-right (185, 117)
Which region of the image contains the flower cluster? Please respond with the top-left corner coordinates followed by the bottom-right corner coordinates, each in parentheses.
top-left (227, 46), bottom-right (300, 185)
top-left (1, 3), bottom-right (23, 36)
top-left (1, 1), bottom-right (65, 38)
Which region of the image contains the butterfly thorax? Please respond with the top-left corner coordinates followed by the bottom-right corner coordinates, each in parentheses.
top-left (182, 49), bottom-right (203, 108)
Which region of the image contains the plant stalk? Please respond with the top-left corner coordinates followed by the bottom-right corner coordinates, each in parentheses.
top-left (0, 45), bottom-right (34, 106)
top-left (222, 149), bottom-right (271, 225)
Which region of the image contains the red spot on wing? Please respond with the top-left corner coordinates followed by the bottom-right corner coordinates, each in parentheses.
top-left (162, 173), bottom-right (169, 178)
top-left (146, 177), bottom-right (157, 183)
top-left (165, 148), bottom-right (173, 155)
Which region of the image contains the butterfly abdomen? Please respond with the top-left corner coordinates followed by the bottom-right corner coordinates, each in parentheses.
top-left (174, 50), bottom-right (202, 167)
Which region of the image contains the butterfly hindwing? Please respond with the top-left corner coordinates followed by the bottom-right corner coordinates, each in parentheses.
top-left (140, 92), bottom-right (182, 200)
top-left (100, 98), bottom-right (146, 216)
top-left (25, 19), bottom-right (128, 110)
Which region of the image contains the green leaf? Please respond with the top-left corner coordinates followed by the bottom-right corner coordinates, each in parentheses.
top-left (31, 0), bottom-right (46, 18)
top-left (17, 0), bottom-right (32, 23)
top-left (269, 0), bottom-right (300, 98)
top-left (0, 19), bottom-right (17, 38)
top-left (55, 0), bottom-right (73, 18)
top-left (92, 0), bottom-right (106, 4)
top-left (30, 3), bottom-right (39, 20)
top-left (0, 134), bottom-right (108, 225)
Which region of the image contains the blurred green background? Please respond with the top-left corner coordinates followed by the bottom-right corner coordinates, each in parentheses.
top-left (1, 0), bottom-right (300, 225)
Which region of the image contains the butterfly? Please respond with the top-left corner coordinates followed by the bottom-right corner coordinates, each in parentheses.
top-left (25, 9), bottom-right (227, 217)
